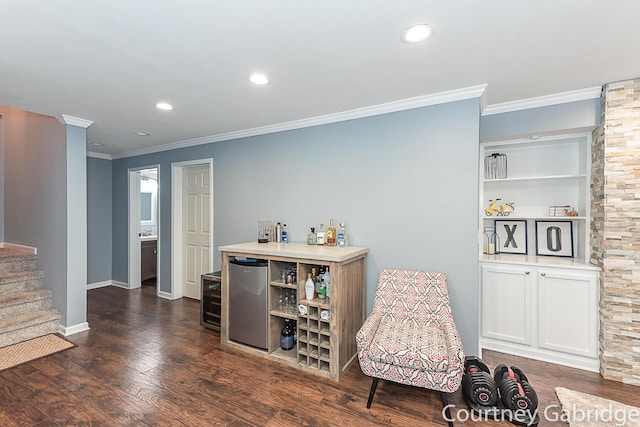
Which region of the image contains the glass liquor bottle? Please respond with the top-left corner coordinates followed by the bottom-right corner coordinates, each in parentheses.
top-left (326, 219), bottom-right (337, 246)
top-left (280, 319), bottom-right (295, 350)
top-left (316, 224), bottom-right (326, 245)
top-left (307, 227), bottom-right (317, 245)
top-left (337, 222), bottom-right (348, 247)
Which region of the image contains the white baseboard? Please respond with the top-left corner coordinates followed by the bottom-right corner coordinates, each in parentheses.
top-left (111, 280), bottom-right (129, 289)
top-left (0, 242), bottom-right (37, 255)
top-left (59, 322), bottom-right (90, 336)
top-left (157, 290), bottom-right (174, 300)
top-left (479, 339), bottom-right (599, 373)
top-left (88, 280), bottom-right (176, 300)
top-left (87, 280), bottom-right (111, 290)
top-left (87, 280), bottom-right (129, 290)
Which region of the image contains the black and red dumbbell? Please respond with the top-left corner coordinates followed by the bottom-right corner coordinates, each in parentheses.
top-left (493, 364), bottom-right (538, 414)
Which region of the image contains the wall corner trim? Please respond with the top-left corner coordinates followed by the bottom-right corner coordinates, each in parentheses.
top-left (56, 114), bottom-right (94, 128)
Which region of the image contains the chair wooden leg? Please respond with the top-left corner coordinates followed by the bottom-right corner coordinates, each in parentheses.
top-left (440, 392), bottom-right (454, 427)
top-left (366, 378), bottom-right (380, 408)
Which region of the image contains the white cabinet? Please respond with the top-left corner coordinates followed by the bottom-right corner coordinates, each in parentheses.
top-left (537, 268), bottom-right (599, 359)
top-left (480, 262), bottom-right (599, 372)
top-left (481, 263), bottom-right (534, 346)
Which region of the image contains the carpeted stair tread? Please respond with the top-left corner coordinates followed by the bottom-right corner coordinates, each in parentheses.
top-left (0, 289), bottom-right (52, 316)
top-left (0, 270), bottom-right (44, 283)
top-left (0, 271), bottom-right (44, 294)
top-left (0, 255), bottom-right (37, 274)
top-left (0, 288), bottom-right (50, 304)
top-left (0, 309), bottom-right (60, 335)
top-left (0, 314), bottom-right (60, 348)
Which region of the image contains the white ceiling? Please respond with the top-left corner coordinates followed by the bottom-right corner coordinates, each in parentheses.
top-left (1, 1), bottom-right (639, 157)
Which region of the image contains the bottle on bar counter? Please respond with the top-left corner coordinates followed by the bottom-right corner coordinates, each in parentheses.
top-left (307, 227), bottom-right (317, 245)
top-left (326, 219), bottom-right (337, 246)
top-left (316, 224), bottom-right (326, 245)
top-left (337, 222), bottom-right (348, 247)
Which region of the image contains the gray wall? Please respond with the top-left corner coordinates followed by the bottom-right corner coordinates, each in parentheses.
top-left (110, 99), bottom-right (482, 354)
top-left (1, 107), bottom-right (70, 324)
top-left (480, 98), bottom-right (601, 140)
top-left (87, 157), bottom-right (113, 284)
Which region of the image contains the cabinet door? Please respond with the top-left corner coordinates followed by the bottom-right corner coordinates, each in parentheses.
top-left (481, 264), bottom-right (534, 345)
top-left (537, 268), bottom-right (598, 357)
top-left (141, 241), bottom-right (157, 280)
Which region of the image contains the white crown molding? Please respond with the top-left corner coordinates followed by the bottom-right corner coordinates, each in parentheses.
top-left (87, 151), bottom-right (113, 160)
top-left (113, 84), bottom-right (488, 159)
top-left (482, 86), bottom-right (602, 116)
top-left (56, 114), bottom-right (94, 128)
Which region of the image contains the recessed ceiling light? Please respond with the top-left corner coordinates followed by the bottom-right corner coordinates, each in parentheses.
top-left (401, 24), bottom-right (432, 43)
top-left (156, 102), bottom-right (173, 111)
top-left (90, 142), bottom-right (104, 146)
top-left (249, 73), bottom-right (269, 85)
top-left (134, 131), bottom-right (150, 136)
top-left (530, 135), bottom-right (540, 140)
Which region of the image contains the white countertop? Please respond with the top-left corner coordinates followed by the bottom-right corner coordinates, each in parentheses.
top-left (218, 241), bottom-right (368, 262)
top-left (480, 253), bottom-right (600, 270)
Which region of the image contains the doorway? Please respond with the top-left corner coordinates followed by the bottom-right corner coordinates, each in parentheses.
top-left (171, 159), bottom-right (214, 300)
top-left (128, 166), bottom-right (160, 293)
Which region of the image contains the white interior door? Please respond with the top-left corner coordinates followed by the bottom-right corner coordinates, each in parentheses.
top-left (182, 165), bottom-right (210, 300)
top-left (128, 170), bottom-right (142, 289)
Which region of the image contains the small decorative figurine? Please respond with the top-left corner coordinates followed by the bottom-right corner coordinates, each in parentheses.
top-left (564, 208), bottom-right (579, 217)
top-left (498, 202), bottom-right (515, 216)
top-left (484, 199), bottom-right (501, 216)
top-left (485, 199), bottom-right (515, 216)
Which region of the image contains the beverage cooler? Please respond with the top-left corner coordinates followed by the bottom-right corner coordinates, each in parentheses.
top-left (228, 257), bottom-right (269, 350)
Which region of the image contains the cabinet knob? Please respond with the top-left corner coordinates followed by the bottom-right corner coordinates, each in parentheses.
top-left (525, 271), bottom-right (530, 275)
top-left (541, 272), bottom-right (546, 277)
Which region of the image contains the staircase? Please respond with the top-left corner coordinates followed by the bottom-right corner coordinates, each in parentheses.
top-left (0, 246), bottom-right (60, 348)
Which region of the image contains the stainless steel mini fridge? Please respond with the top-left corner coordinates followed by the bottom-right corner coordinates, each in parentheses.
top-left (228, 257), bottom-right (269, 350)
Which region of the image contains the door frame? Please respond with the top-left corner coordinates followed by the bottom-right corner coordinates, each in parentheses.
top-left (128, 165), bottom-right (160, 292)
top-left (171, 158), bottom-right (214, 300)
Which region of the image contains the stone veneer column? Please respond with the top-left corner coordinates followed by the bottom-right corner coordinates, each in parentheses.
top-left (591, 78), bottom-right (640, 386)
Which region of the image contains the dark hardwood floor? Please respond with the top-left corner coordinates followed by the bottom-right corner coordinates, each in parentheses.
top-left (0, 285), bottom-right (637, 426)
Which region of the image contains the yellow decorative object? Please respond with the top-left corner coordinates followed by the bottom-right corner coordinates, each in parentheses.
top-left (484, 199), bottom-right (501, 216)
top-left (564, 208), bottom-right (579, 217)
top-left (498, 203), bottom-right (515, 216)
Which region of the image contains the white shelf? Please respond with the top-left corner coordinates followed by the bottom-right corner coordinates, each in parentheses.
top-left (483, 216), bottom-right (586, 220)
top-left (484, 174), bottom-right (587, 183)
top-left (480, 253), bottom-right (599, 270)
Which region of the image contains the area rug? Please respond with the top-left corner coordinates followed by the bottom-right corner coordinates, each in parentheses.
top-left (0, 334), bottom-right (75, 371)
top-left (555, 386), bottom-right (640, 427)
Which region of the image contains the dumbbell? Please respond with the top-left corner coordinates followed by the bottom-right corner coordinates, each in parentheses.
top-left (493, 364), bottom-right (538, 413)
top-left (462, 356), bottom-right (499, 408)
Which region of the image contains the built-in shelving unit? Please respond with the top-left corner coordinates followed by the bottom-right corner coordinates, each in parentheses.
top-left (478, 132), bottom-right (600, 372)
top-left (480, 132), bottom-right (591, 262)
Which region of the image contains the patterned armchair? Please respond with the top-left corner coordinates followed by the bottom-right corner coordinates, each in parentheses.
top-left (356, 270), bottom-right (464, 426)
